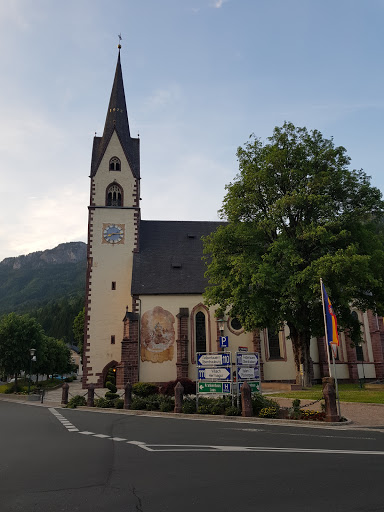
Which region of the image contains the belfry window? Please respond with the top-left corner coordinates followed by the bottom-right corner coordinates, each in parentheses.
top-left (109, 157), bottom-right (121, 171)
top-left (195, 311), bottom-right (207, 353)
top-left (106, 184), bottom-right (123, 207)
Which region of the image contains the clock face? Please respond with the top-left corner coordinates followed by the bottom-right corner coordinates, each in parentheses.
top-left (103, 224), bottom-right (124, 244)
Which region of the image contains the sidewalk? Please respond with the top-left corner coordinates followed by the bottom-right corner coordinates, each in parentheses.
top-left (1, 381), bottom-right (383, 429)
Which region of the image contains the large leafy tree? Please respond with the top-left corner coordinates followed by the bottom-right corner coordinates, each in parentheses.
top-left (0, 313), bottom-right (44, 387)
top-left (72, 307), bottom-right (85, 360)
top-left (203, 122), bottom-right (384, 386)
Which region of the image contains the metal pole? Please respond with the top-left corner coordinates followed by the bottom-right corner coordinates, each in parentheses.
top-left (320, 278), bottom-right (332, 377)
top-left (332, 350), bottom-right (341, 418)
top-left (28, 356), bottom-right (32, 395)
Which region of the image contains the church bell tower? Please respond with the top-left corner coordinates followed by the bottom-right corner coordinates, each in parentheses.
top-left (83, 45), bottom-right (140, 388)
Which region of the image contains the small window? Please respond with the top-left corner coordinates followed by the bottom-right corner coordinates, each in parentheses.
top-left (109, 157), bottom-right (121, 171)
top-left (195, 312), bottom-right (206, 353)
top-left (111, 335), bottom-right (115, 345)
top-left (230, 318), bottom-right (242, 331)
top-left (112, 282), bottom-right (116, 290)
top-left (268, 330), bottom-right (281, 359)
top-left (106, 184), bottom-right (123, 206)
top-left (356, 344), bottom-right (364, 361)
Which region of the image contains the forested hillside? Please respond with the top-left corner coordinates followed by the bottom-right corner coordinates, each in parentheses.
top-left (0, 242), bottom-right (86, 343)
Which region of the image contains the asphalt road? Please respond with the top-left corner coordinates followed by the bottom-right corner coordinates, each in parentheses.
top-left (1, 401), bottom-right (383, 512)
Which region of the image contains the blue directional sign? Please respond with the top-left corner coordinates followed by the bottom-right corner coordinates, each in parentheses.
top-left (236, 352), bottom-right (259, 367)
top-left (197, 352), bottom-right (231, 367)
top-left (219, 336), bottom-right (229, 348)
top-left (198, 367), bottom-right (231, 381)
top-left (237, 366), bottom-right (260, 381)
top-left (222, 382), bottom-right (231, 393)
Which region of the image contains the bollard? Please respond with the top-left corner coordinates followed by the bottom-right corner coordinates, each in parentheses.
top-left (40, 388), bottom-right (45, 404)
top-left (124, 381), bottom-right (132, 410)
top-left (241, 381), bottom-right (253, 417)
top-left (61, 382), bottom-right (69, 405)
top-left (174, 381), bottom-right (184, 413)
top-left (322, 377), bottom-right (339, 422)
top-left (87, 383), bottom-right (95, 407)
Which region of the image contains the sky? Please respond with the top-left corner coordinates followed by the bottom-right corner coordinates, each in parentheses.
top-left (0, 0), bottom-right (384, 261)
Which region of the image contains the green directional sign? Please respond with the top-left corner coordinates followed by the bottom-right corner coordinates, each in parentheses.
top-left (239, 380), bottom-right (260, 393)
top-left (198, 382), bottom-right (231, 394)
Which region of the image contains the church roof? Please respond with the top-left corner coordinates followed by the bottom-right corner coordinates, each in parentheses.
top-left (90, 51), bottom-right (140, 178)
top-left (132, 220), bottom-right (225, 295)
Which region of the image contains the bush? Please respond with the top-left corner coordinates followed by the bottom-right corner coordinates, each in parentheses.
top-left (225, 406), bottom-right (240, 416)
top-left (258, 407), bottom-right (279, 418)
top-left (66, 395), bottom-right (86, 409)
top-left (115, 399), bottom-right (124, 409)
top-left (94, 397), bottom-right (115, 408)
top-left (159, 397), bottom-right (174, 412)
top-left (160, 378), bottom-right (196, 396)
top-left (196, 396), bottom-right (232, 415)
top-left (106, 381), bottom-right (117, 393)
top-left (252, 393), bottom-right (280, 416)
top-left (130, 397), bottom-right (148, 410)
top-left (105, 391), bottom-right (119, 400)
top-left (182, 398), bottom-right (197, 414)
top-left (132, 382), bottom-right (159, 397)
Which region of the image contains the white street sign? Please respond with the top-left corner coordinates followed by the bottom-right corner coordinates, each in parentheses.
top-left (236, 353), bottom-right (259, 367)
top-left (198, 367), bottom-right (231, 381)
top-left (237, 367), bottom-right (260, 380)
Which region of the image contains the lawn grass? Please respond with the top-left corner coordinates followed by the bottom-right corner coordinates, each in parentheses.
top-left (269, 383), bottom-right (384, 404)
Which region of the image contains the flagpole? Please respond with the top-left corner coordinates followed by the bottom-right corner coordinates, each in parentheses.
top-left (331, 347), bottom-right (341, 418)
top-left (320, 278), bottom-right (332, 377)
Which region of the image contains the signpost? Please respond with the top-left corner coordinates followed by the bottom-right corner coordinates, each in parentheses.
top-left (198, 382), bottom-right (232, 393)
top-left (196, 352), bottom-right (233, 407)
top-left (197, 353), bottom-right (231, 367)
top-left (198, 367), bottom-right (231, 381)
top-left (219, 336), bottom-right (229, 348)
top-left (237, 366), bottom-right (260, 381)
top-left (238, 380), bottom-right (260, 393)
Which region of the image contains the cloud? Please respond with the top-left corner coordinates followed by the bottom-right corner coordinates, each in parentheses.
top-left (211, 0), bottom-right (228, 8)
top-left (144, 84), bottom-right (182, 110)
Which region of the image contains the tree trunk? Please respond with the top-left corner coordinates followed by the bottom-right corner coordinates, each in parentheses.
top-left (288, 323), bottom-right (312, 387)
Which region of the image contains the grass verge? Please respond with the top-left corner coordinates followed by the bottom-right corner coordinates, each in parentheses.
top-left (268, 383), bottom-right (384, 404)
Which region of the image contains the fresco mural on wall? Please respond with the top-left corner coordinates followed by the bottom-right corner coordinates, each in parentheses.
top-left (141, 306), bottom-right (175, 363)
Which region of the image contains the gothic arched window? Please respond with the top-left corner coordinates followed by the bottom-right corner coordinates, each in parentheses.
top-left (106, 184), bottom-right (123, 207)
top-left (109, 157), bottom-right (121, 171)
top-left (195, 311), bottom-right (206, 353)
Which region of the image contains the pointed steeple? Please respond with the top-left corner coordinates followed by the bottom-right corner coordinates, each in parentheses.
top-left (90, 48), bottom-right (140, 178)
top-left (103, 50), bottom-right (130, 140)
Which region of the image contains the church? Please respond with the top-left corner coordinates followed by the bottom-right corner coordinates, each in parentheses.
top-left (82, 48), bottom-right (384, 389)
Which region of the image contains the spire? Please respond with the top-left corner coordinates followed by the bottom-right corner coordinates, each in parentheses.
top-left (90, 46), bottom-right (140, 178)
top-left (102, 51), bottom-right (130, 140)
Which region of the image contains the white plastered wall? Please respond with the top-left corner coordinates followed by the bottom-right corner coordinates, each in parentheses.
top-left (86, 131), bottom-right (138, 383)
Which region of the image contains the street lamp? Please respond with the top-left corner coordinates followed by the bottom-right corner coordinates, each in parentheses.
top-left (217, 318), bottom-right (225, 333)
top-left (28, 348), bottom-right (36, 395)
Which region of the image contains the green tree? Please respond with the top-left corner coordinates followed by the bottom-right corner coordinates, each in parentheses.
top-left (72, 307), bottom-right (85, 359)
top-left (0, 313), bottom-right (44, 387)
top-left (36, 336), bottom-right (72, 379)
top-left (203, 122), bottom-right (384, 386)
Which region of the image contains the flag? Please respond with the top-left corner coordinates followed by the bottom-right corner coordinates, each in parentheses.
top-left (322, 283), bottom-right (340, 346)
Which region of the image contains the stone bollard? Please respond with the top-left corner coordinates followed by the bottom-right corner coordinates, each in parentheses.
top-left (87, 383), bottom-right (95, 407)
top-left (322, 377), bottom-right (339, 422)
top-left (61, 382), bottom-right (69, 405)
top-left (174, 381), bottom-right (184, 413)
top-left (241, 381), bottom-right (253, 417)
top-left (124, 381), bottom-right (132, 410)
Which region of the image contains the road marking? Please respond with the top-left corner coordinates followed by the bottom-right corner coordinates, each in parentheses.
top-left (224, 427), bottom-right (376, 440)
top-left (47, 409), bottom-right (384, 456)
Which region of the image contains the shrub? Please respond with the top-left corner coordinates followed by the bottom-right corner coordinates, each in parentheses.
top-left (182, 398), bottom-right (197, 414)
top-left (159, 397), bottom-right (174, 412)
top-left (225, 406), bottom-right (240, 416)
top-left (132, 382), bottom-right (159, 397)
top-left (106, 381), bottom-right (117, 392)
top-left (160, 378), bottom-right (196, 396)
top-left (289, 398), bottom-right (301, 419)
top-left (94, 397), bottom-right (115, 408)
top-left (251, 393), bottom-right (280, 416)
top-left (144, 394), bottom-right (161, 411)
top-left (66, 395), bottom-right (87, 409)
top-left (130, 397), bottom-right (148, 410)
top-left (258, 407), bottom-right (279, 418)
top-left (196, 396), bottom-right (232, 415)
top-left (115, 399), bottom-right (124, 409)
top-left (105, 391), bottom-right (119, 400)
top-left (300, 409), bottom-right (325, 421)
